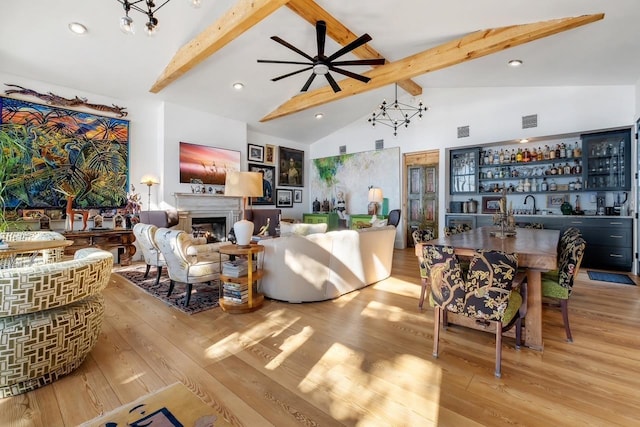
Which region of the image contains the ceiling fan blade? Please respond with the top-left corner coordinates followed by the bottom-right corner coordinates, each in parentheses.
top-left (258, 59), bottom-right (313, 65)
top-left (316, 20), bottom-right (326, 57)
top-left (271, 66), bottom-right (313, 82)
top-left (329, 66), bottom-right (371, 83)
top-left (325, 73), bottom-right (341, 93)
top-left (301, 73), bottom-right (317, 92)
top-left (271, 36), bottom-right (315, 62)
top-left (331, 58), bottom-right (386, 66)
top-left (326, 33), bottom-right (372, 62)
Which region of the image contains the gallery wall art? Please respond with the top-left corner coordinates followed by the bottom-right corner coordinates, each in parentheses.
top-left (0, 96), bottom-right (130, 209)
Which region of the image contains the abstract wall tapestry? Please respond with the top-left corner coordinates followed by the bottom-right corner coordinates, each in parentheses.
top-left (0, 96), bottom-right (130, 209)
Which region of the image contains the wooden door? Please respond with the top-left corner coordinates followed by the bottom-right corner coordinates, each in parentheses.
top-left (404, 151), bottom-right (439, 247)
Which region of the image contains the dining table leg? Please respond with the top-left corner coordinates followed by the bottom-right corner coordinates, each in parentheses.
top-left (525, 268), bottom-right (544, 351)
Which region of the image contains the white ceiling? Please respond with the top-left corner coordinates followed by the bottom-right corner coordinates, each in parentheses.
top-left (1, 0), bottom-right (639, 144)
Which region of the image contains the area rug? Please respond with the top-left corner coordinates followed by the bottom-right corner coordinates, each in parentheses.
top-left (80, 382), bottom-right (232, 426)
top-left (115, 264), bottom-right (220, 314)
top-left (587, 271), bottom-right (636, 285)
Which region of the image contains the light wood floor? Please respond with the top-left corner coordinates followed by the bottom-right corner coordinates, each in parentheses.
top-left (2, 249), bottom-right (640, 426)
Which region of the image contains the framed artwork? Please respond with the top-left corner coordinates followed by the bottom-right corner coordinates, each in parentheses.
top-left (276, 188), bottom-right (293, 208)
top-left (248, 163), bottom-right (275, 205)
top-left (547, 194), bottom-right (569, 207)
top-left (293, 189), bottom-right (302, 203)
top-left (278, 146), bottom-right (304, 187)
top-left (265, 144), bottom-right (275, 165)
top-left (482, 196), bottom-right (502, 214)
top-left (248, 143), bottom-right (264, 162)
top-left (0, 96), bottom-right (130, 209)
top-left (179, 142), bottom-right (240, 185)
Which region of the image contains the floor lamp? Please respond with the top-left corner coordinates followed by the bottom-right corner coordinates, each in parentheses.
top-left (140, 175), bottom-right (159, 210)
top-left (224, 171), bottom-right (263, 247)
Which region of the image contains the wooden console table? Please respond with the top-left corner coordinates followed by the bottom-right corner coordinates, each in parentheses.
top-left (62, 229), bottom-right (136, 265)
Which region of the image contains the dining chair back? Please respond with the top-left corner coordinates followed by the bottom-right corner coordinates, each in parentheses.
top-left (542, 235), bottom-right (586, 342)
top-left (413, 227), bottom-right (435, 310)
top-left (443, 223), bottom-right (472, 236)
top-left (425, 245), bottom-right (525, 377)
top-left (387, 209), bottom-right (401, 227)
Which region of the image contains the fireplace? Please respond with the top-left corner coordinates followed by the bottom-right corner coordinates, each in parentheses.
top-left (173, 193), bottom-right (242, 243)
top-left (191, 216), bottom-right (226, 242)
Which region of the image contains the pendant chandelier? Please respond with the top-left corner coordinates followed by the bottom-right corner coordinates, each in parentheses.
top-left (116, 0), bottom-right (201, 36)
top-left (368, 84), bottom-right (427, 136)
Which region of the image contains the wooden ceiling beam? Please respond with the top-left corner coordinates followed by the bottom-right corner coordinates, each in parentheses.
top-left (260, 13), bottom-right (604, 122)
top-left (150, 0), bottom-right (291, 93)
top-left (285, 0), bottom-right (422, 96)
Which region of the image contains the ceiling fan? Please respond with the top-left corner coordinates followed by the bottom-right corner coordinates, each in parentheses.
top-left (257, 20), bottom-right (385, 93)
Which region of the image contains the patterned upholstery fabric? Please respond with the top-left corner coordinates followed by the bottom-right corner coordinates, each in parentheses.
top-left (0, 231), bottom-right (67, 268)
top-left (423, 245), bottom-right (466, 313)
top-left (542, 236), bottom-right (586, 299)
top-left (443, 224), bottom-right (472, 236)
top-left (155, 228), bottom-right (229, 306)
top-left (133, 223), bottom-right (165, 269)
top-left (523, 223), bottom-right (544, 229)
top-left (465, 250), bottom-right (519, 323)
top-left (0, 248), bottom-right (113, 397)
top-left (412, 228), bottom-right (435, 246)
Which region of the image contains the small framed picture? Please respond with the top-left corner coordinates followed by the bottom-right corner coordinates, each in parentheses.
top-left (482, 196), bottom-right (502, 214)
top-left (547, 194), bottom-right (569, 207)
top-left (293, 189), bottom-right (302, 203)
top-left (265, 144), bottom-right (275, 165)
top-left (276, 188), bottom-right (293, 208)
top-left (248, 143), bottom-right (264, 163)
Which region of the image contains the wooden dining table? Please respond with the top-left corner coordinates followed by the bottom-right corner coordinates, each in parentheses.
top-left (415, 226), bottom-right (560, 351)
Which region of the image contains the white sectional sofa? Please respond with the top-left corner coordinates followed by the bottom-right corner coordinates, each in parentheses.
top-left (258, 225), bottom-right (396, 302)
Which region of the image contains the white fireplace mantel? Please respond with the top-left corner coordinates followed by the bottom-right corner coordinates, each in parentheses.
top-left (173, 193), bottom-right (241, 234)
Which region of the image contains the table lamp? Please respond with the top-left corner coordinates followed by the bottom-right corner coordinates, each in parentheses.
top-left (224, 171), bottom-right (263, 247)
top-left (140, 175), bottom-right (159, 210)
top-left (368, 187), bottom-right (383, 221)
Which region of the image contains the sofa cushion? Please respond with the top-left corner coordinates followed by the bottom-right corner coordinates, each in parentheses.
top-left (280, 222), bottom-right (327, 236)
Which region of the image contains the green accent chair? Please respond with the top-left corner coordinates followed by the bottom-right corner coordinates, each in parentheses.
top-left (541, 235), bottom-right (586, 342)
top-left (425, 245), bottom-right (526, 378)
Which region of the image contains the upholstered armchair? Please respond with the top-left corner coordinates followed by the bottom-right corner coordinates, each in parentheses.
top-left (0, 248), bottom-right (113, 397)
top-left (133, 223), bottom-right (165, 285)
top-left (425, 245), bottom-right (525, 377)
top-left (154, 228), bottom-right (228, 307)
top-left (0, 230), bottom-right (67, 268)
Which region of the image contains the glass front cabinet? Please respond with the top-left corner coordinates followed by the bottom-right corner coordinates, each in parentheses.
top-left (450, 148), bottom-right (479, 195)
top-left (582, 129), bottom-right (631, 191)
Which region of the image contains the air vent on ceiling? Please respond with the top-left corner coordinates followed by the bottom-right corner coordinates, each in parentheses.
top-left (522, 114), bottom-right (538, 129)
top-left (457, 126), bottom-right (470, 138)
top-left (375, 139), bottom-right (384, 150)
top-left (339, 145), bottom-right (346, 155)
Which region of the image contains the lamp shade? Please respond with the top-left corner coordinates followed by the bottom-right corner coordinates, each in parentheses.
top-left (224, 171), bottom-right (263, 198)
top-left (140, 175), bottom-right (159, 186)
top-left (225, 171), bottom-right (264, 246)
top-left (368, 187), bottom-right (383, 203)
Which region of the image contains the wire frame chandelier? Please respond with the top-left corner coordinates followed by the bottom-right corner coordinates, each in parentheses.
top-left (116, 0), bottom-right (201, 36)
top-left (368, 84), bottom-right (427, 136)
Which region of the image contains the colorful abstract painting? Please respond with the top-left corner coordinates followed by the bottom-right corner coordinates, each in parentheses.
top-left (0, 96), bottom-right (129, 209)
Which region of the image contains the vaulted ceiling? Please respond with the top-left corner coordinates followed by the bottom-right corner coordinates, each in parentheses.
top-left (1, 0), bottom-right (639, 143)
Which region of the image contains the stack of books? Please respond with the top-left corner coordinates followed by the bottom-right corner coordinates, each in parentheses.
top-left (222, 259), bottom-right (256, 277)
top-left (223, 282), bottom-right (249, 304)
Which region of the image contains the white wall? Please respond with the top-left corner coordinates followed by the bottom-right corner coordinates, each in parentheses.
top-left (312, 85), bottom-right (636, 231)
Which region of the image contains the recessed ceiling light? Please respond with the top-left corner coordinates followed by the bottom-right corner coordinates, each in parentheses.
top-left (68, 22), bottom-right (88, 35)
top-left (519, 138), bottom-right (529, 143)
top-left (315, 112), bottom-right (324, 119)
top-left (508, 59), bottom-right (523, 67)
top-left (232, 82), bottom-right (244, 90)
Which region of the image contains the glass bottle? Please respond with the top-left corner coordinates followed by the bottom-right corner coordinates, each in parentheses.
top-left (549, 179), bottom-right (557, 191)
top-left (523, 147), bottom-right (530, 162)
top-left (493, 149), bottom-right (500, 165)
top-left (549, 163), bottom-right (557, 175)
top-left (559, 143), bottom-right (566, 158)
top-left (563, 162), bottom-right (571, 174)
top-left (555, 144), bottom-right (561, 159)
top-left (541, 177), bottom-right (548, 191)
top-left (516, 147), bottom-right (523, 162)
top-left (499, 149), bottom-right (505, 164)
top-left (510, 149), bottom-right (516, 163)
top-left (537, 147), bottom-right (543, 161)
top-left (575, 195), bottom-right (581, 211)
top-left (549, 145), bottom-right (556, 159)
top-left (573, 141), bottom-right (581, 158)
top-left (544, 145), bottom-right (550, 160)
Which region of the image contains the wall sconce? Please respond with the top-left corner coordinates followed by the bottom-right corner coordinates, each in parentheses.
top-left (140, 175), bottom-right (159, 210)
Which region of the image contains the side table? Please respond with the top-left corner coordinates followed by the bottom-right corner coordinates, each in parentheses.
top-left (218, 244), bottom-right (264, 314)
